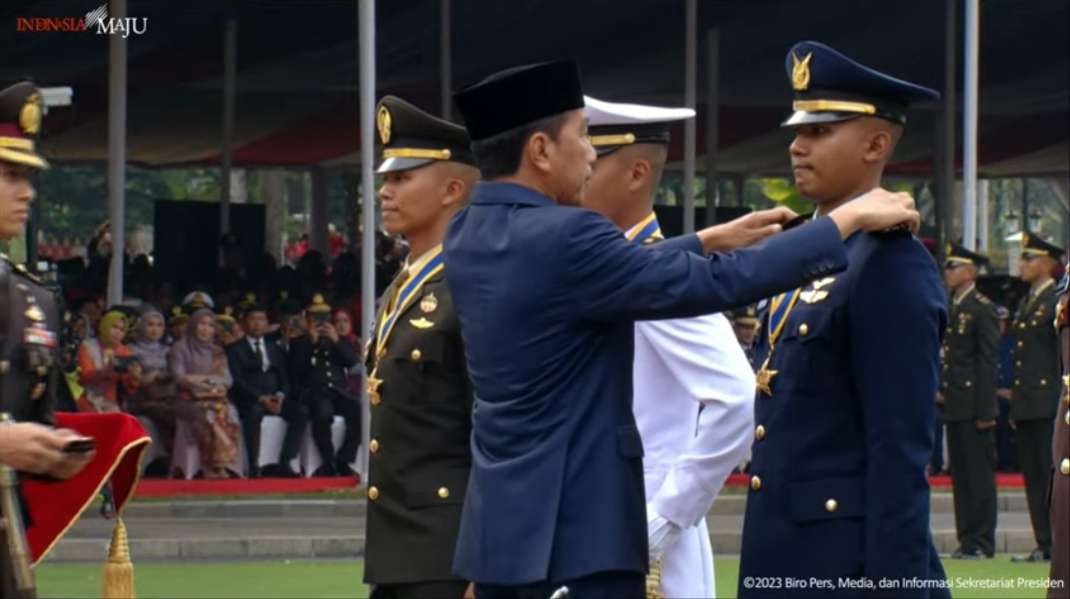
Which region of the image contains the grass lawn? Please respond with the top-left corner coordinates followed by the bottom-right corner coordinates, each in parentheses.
top-left (37, 556), bottom-right (1055, 598)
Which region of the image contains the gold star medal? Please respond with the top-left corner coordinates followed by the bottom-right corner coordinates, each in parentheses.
top-left (755, 358), bottom-right (778, 397)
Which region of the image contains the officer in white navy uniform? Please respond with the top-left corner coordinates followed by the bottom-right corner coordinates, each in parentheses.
top-left (582, 96), bottom-right (755, 599)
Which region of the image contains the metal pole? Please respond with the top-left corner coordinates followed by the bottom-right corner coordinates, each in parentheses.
top-left (962, 0), bottom-right (979, 250)
top-left (440, 0), bottom-right (452, 120)
top-left (1021, 178), bottom-right (1030, 232)
top-left (220, 16), bottom-right (237, 238)
top-left (978, 179), bottom-right (989, 251)
top-left (359, 0), bottom-right (376, 478)
top-left (682, 0), bottom-right (696, 234)
top-left (106, 0), bottom-right (127, 306)
top-left (937, 0), bottom-right (956, 260)
top-left (309, 167), bottom-right (329, 255)
top-left (703, 27), bottom-right (719, 227)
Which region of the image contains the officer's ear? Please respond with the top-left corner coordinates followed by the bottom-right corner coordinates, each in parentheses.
top-left (525, 130), bottom-right (555, 174)
top-left (862, 121), bottom-right (902, 164)
top-left (627, 159), bottom-right (651, 192)
top-left (440, 163), bottom-right (479, 208)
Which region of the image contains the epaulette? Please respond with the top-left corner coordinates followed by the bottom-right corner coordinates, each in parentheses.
top-left (1048, 273), bottom-right (1065, 295)
top-left (975, 292), bottom-right (991, 305)
top-left (2, 254), bottom-right (42, 284)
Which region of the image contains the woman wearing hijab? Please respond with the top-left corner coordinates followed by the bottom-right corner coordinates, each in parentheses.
top-left (332, 307), bottom-right (364, 401)
top-left (168, 308), bottom-right (242, 479)
top-left (76, 310), bottom-right (141, 413)
top-left (129, 307), bottom-right (177, 455)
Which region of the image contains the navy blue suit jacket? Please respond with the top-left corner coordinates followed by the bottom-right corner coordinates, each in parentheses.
top-left (739, 231), bottom-right (950, 598)
top-left (445, 181), bottom-right (847, 584)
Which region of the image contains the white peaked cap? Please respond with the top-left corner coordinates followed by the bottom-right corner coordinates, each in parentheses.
top-left (584, 95), bottom-right (695, 126)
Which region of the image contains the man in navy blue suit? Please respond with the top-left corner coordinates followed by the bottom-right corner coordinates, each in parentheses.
top-left (738, 41), bottom-right (950, 597)
top-left (445, 59), bottom-right (921, 598)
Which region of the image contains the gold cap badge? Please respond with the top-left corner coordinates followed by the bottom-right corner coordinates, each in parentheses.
top-left (19, 92), bottom-right (42, 135)
top-left (792, 52), bottom-right (813, 91)
top-left (377, 105), bottom-right (392, 145)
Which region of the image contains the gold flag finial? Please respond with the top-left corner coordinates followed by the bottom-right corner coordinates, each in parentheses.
top-left (792, 52), bottom-right (813, 91)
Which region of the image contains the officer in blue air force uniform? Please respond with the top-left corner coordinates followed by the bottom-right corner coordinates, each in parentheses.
top-left (445, 59), bottom-right (921, 597)
top-left (738, 41), bottom-right (950, 598)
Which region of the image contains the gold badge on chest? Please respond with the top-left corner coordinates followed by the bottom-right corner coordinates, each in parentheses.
top-left (25, 304), bottom-right (45, 322)
top-left (799, 277), bottom-right (835, 304)
top-left (409, 317), bottom-right (435, 330)
top-left (420, 292), bottom-right (438, 314)
top-left (957, 312), bottom-right (971, 335)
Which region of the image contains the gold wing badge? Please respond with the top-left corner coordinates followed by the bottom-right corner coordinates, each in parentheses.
top-left (799, 276), bottom-right (835, 304)
top-left (409, 317), bottom-right (434, 330)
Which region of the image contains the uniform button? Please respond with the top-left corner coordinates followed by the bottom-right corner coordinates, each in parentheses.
top-left (1017, 340), bottom-right (1024, 349)
top-left (750, 476), bottom-right (762, 492)
top-left (754, 425), bottom-right (766, 441)
top-left (825, 498), bottom-right (838, 513)
top-left (1019, 323), bottom-right (1026, 330)
top-left (369, 439), bottom-right (380, 454)
top-left (367, 486), bottom-right (380, 501)
top-left (1064, 411), bottom-right (1069, 426)
top-left (437, 486), bottom-right (450, 499)
top-left (965, 380), bottom-right (972, 388)
top-left (1061, 458), bottom-right (1070, 476)
top-left (1040, 379), bottom-right (1047, 386)
top-left (1016, 360), bottom-right (1023, 367)
top-left (1015, 379), bottom-right (1021, 386)
top-left (411, 349), bottom-right (422, 362)
top-left (798, 324), bottom-right (809, 336)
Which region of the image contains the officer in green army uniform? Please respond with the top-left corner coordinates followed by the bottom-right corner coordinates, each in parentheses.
top-left (1010, 231), bottom-right (1064, 563)
top-left (939, 242), bottom-right (1000, 559)
top-left (0, 81), bottom-right (94, 598)
top-left (362, 96), bottom-right (479, 598)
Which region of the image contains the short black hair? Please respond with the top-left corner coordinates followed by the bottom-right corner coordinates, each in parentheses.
top-left (470, 112), bottom-right (569, 180)
top-left (243, 305), bottom-right (269, 318)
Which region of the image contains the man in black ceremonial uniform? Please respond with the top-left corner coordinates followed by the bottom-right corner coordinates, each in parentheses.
top-left (0, 81), bottom-right (93, 598)
top-left (939, 243), bottom-right (1000, 559)
top-left (288, 294), bottom-right (360, 477)
top-left (362, 95), bottom-right (479, 599)
top-left (1010, 231), bottom-right (1065, 563)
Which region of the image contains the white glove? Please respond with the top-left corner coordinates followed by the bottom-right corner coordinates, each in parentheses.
top-left (647, 502), bottom-right (682, 563)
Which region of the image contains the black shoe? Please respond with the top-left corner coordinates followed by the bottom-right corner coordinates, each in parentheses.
top-left (265, 463), bottom-right (300, 478)
top-left (314, 462), bottom-right (337, 477)
top-left (336, 461), bottom-right (356, 477)
top-left (951, 547), bottom-right (984, 560)
top-left (1011, 548), bottom-right (1050, 562)
top-left (247, 465), bottom-right (261, 479)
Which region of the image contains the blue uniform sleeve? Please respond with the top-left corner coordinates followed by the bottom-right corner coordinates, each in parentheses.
top-left (848, 236), bottom-right (948, 591)
top-left (561, 210), bottom-right (848, 322)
